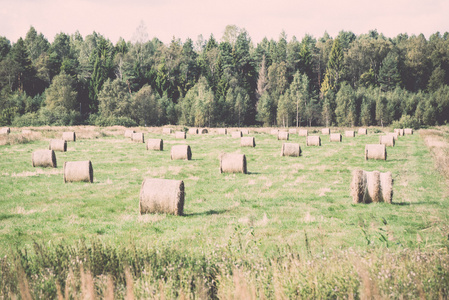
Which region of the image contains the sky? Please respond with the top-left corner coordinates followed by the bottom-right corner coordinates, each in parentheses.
top-left (1, 0), bottom-right (448, 45)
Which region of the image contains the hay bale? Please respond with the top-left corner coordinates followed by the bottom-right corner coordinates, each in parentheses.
top-left (387, 132), bottom-right (399, 140)
top-left (231, 131), bottom-right (243, 138)
top-left (139, 178), bottom-right (184, 216)
top-left (63, 161), bottom-right (93, 183)
top-left (188, 128), bottom-right (198, 134)
top-left (0, 127), bottom-right (10, 135)
top-left (358, 128), bottom-right (367, 135)
top-left (330, 133), bottom-right (342, 142)
top-left (200, 128), bottom-right (208, 134)
top-left (219, 153), bottom-right (247, 174)
top-left (306, 136), bottom-right (321, 146)
top-left (298, 129), bottom-right (308, 137)
top-left (49, 139), bottom-right (67, 152)
top-left (379, 135), bottom-right (395, 147)
top-left (281, 143), bottom-right (301, 157)
top-left (394, 128), bottom-right (404, 136)
top-left (217, 128), bottom-right (227, 135)
top-left (321, 128), bottom-right (330, 135)
top-left (404, 128), bottom-right (413, 135)
top-left (345, 130), bottom-right (355, 137)
top-left (277, 131), bottom-right (289, 140)
top-left (146, 139), bottom-right (163, 151)
top-left (350, 169), bottom-right (393, 204)
top-left (271, 129), bottom-right (279, 135)
top-left (124, 130), bottom-right (135, 138)
top-left (175, 131), bottom-right (186, 139)
top-left (132, 132), bottom-right (145, 143)
top-left (162, 128), bottom-right (172, 134)
top-left (32, 149), bottom-right (57, 168)
top-left (288, 128), bottom-right (297, 134)
top-left (241, 136), bottom-right (256, 147)
top-left (62, 131), bottom-right (76, 142)
top-left (365, 144), bottom-right (386, 160)
top-left (171, 145), bottom-right (192, 160)
top-left (22, 129), bottom-right (32, 134)
top-left (241, 129), bottom-right (249, 135)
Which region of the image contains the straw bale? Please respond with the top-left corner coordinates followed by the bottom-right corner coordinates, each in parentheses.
top-left (162, 128), bottom-right (172, 134)
top-left (350, 169), bottom-right (393, 204)
top-left (32, 149), bottom-right (57, 168)
top-left (394, 128), bottom-right (404, 136)
top-left (350, 169), bottom-right (366, 204)
top-left (365, 144), bottom-right (386, 160)
top-left (241, 136), bottom-right (256, 147)
top-left (306, 136), bottom-right (321, 146)
top-left (345, 130), bottom-right (355, 137)
top-left (200, 128), bottom-right (208, 134)
top-left (217, 128), bottom-right (227, 135)
top-left (321, 128), bottom-right (330, 135)
top-left (271, 129), bottom-right (279, 135)
top-left (132, 132), bottom-right (145, 143)
top-left (281, 143), bottom-right (301, 157)
top-left (380, 171), bottom-right (393, 204)
top-left (277, 131), bottom-right (289, 140)
top-left (241, 129), bottom-right (249, 135)
top-left (139, 178), bottom-right (184, 215)
top-left (63, 160), bottom-right (93, 183)
top-left (188, 128), bottom-right (198, 134)
top-left (49, 139), bottom-right (67, 152)
top-left (219, 153), bottom-right (247, 174)
top-left (124, 130), bottom-right (135, 138)
top-left (358, 128), bottom-right (367, 135)
top-left (387, 132), bottom-right (399, 140)
top-left (175, 131), bottom-right (186, 139)
top-left (146, 139), bottom-right (163, 151)
top-left (404, 128), bottom-right (413, 135)
top-left (22, 129), bottom-right (32, 134)
top-left (366, 171), bottom-right (382, 203)
top-left (288, 128), bottom-right (297, 134)
top-left (379, 135), bottom-right (395, 147)
top-left (171, 145), bottom-right (192, 160)
top-left (62, 131), bottom-right (76, 142)
top-left (0, 127), bottom-right (10, 134)
top-left (330, 133), bottom-right (342, 142)
top-left (232, 131), bottom-right (243, 138)
top-left (298, 129), bottom-right (308, 137)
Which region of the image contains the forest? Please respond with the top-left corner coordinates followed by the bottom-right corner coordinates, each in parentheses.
top-left (1, 24), bottom-right (449, 128)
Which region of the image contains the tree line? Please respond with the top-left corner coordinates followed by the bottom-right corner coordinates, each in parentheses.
top-left (1, 24), bottom-right (449, 128)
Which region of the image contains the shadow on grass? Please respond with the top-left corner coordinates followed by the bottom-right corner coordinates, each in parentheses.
top-left (184, 209), bottom-right (227, 217)
top-left (392, 201), bottom-right (441, 206)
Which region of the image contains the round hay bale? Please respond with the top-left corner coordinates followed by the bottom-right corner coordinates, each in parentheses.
top-left (358, 128), bottom-right (367, 135)
top-left (345, 130), bottom-right (355, 137)
top-left (124, 129), bottom-right (135, 138)
top-left (350, 169), bottom-right (366, 204)
top-left (132, 132), bottom-right (145, 143)
top-left (298, 129), bottom-right (308, 137)
top-left (219, 153), bottom-right (247, 174)
top-left (404, 128), bottom-right (413, 135)
top-left (217, 128), bottom-right (227, 135)
top-left (188, 128), bottom-right (198, 134)
top-left (63, 161), bottom-right (93, 183)
top-left (366, 171), bottom-right (382, 203)
top-left (306, 136), bottom-right (321, 146)
top-left (175, 131), bottom-right (186, 139)
top-left (49, 139), bottom-right (67, 152)
top-left (271, 129), bottom-right (279, 135)
top-left (288, 128), bottom-right (297, 134)
top-left (171, 145), bottom-right (192, 160)
top-left (200, 128), bottom-right (208, 134)
top-left (321, 128), bottom-right (330, 135)
top-left (350, 169), bottom-right (393, 204)
top-left (380, 171), bottom-right (393, 204)
top-left (394, 128), bottom-right (404, 136)
top-left (365, 144), bottom-right (386, 160)
top-left (32, 149), bottom-right (57, 168)
top-left (0, 127), bottom-right (10, 135)
top-left (162, 128), bottom-right (172, 134)
top-left (62, 131), bottom-right (76, 142)
top-left (241, 136), bottom-right (256, 147)
top-left (241, 129), bottom-right (249, 135)
top-left (379, 135), bottom-right (395, 147)
top-left (146, 139), bottom-right (163, 151)
top-left (281, 143), bottom-right (301, 157)
top-left (277, 131), bottom-right (289, 140)
top-left (387, 132), bottom-right (399, 140)
top-left (22, 129), bottom-right (32, 134)
top-left (330, 133), bottom-right (342, 142)
top-left (139, 178), bottom-right (184, 216)
top-left (231, 131), bottom-right (243, 138)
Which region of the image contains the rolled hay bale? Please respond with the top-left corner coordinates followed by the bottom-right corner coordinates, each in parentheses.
top-left (365, 144), bottom-right (387, 160)
top-left (277, 131), bottom-right (289, 140)
top-left (387, 132), bottom-right (399, 140)
top-left (404, 128), bottom-right (413, 135)
top-left (231, 131), bottom-right (243, 138)
top-left (171, 145), bottom-right (192, 160)
top-left (188, 128), bottom-right (198, 134)
top-left (124, 129), bottom-right (135, 138)
top-left (0, 127), bottom-right (10, 135)
top-left (358, 128), bottom-right (367, 135)
top-left (241, 129), bottom-right (249, 135)
top-left (175, 131), bottom-right (186, 139)
top-left (132, 132), bottom-right (145, 143)
top-left (139, 178), bottom-right (184, 216)
top-left (306, 136), bottom-right (321, 146)
top-left (22, 129), bottom-right (32, 134)
top-left (217, 128), bottom-right (227, 135)
top-left (200, 128), bottom-right (208, 134)
top-left (32, 149), bottom-right (57, 168)
top-left (321, 128), bottom-right (330, 135)
top-left (394, 128), bottom-right (404, 136)
top-left (271, 129), bottom-right (279, 135)
top-left (379, 135), bottom-right (395, 147)
top-left (241, 136), bottom-right (256, 147)
top-left (288, 128), bottom-right (297, 134)
top-left (345, 130), bottom-right (355, 137)
top-left (49, 139), bottom-right (67, 152)
top-left (63, 161), bottom-right (93, 183)
top-left (162, 128), bottom-right (172, 134)
top-left (330, 133), bottom-right (342, 142)
top-left (219, 153), bottom-right (247, 174)
top-left (146, 139), bottom-right (163, 151)
top-left (281, 143), bottom-right (301, 157)
top-left (298, 129), bottom-right (308, 137)
top-left (350, 169), bottom-right (393, 204)
top-left (62, 131), bottom-right (76, 142)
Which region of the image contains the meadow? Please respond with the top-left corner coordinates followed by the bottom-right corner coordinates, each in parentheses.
top-left (0, 126), bottom-right (448, 299)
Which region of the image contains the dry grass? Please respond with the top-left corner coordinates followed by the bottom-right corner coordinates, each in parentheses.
top-left (421, 129), bottom-right (449, 178)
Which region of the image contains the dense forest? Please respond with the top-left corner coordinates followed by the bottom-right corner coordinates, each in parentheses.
top-left (1, 24), bottom-right (449, 128)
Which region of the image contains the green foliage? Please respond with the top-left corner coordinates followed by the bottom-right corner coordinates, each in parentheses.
top-left (391, 114), bottom-right (421, 129)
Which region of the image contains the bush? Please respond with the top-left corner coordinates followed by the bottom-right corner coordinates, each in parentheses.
top-left (391, 114), bottom-right (421, 130)
top-left (39, 107), bottom-right (82, 126)
top-left (90, 115), bottom-right (137, 127)
top-left (12, 112), bottom-right (44, 127)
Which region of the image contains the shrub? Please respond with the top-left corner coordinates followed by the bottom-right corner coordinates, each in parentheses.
top-left (391, 114), bottom-right (421, 130)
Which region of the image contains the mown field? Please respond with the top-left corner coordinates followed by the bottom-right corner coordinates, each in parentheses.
top-left (1, 126), bottom-right (449, 299)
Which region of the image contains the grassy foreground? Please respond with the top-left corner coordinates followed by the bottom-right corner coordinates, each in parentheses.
top-left (0, 126), bottom-right (449, 299)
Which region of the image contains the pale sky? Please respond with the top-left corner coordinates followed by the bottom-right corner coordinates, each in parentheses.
top-left (1, 0), bottom-right (448, 45)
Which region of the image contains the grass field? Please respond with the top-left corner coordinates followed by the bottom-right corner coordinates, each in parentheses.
top-left (1, 126), bottom-right (449, 299)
